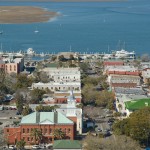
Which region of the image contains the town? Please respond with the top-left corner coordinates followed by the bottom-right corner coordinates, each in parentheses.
top-left (0, 49), bottom-right (150, 150)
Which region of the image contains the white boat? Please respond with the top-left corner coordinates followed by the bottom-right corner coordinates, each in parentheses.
top-left (34, 27), bottom-right (39, 33)
top-left (27, 48), bottom-right (35, 55)
top-left (115, 49), bottom-right (135, 58)
top-left (103, 54), bottom-right (114, 60)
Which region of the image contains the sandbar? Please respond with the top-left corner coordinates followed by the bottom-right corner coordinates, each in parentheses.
top-left (0, 6), bottom-right (58, 24)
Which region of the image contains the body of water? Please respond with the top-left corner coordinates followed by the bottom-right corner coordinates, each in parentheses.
top-left (0, 0), bottom-right (150, 55)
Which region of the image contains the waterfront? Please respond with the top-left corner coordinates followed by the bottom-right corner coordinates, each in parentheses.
top-left (0, 0), bottom-right (150, 55)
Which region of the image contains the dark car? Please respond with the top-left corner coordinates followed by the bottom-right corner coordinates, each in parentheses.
top-left (97, 128), bottom-right (102, 132)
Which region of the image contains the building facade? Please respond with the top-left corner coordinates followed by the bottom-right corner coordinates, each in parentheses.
top-left (4, 112), bottom-right (74, 145)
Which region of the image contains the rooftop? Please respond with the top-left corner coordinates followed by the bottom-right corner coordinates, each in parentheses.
top-left (21, 112), bottom-right (73, 125)
top-left (114, 87), bottom-right (146, 95)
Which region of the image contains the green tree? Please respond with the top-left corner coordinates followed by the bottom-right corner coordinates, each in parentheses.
top-left (53, 128), bottom-right (65, 140)
top-left (112, 107), bottom-right (150, 146)
top-left (15, 74), bottom-right (33, 89)
top-left (95, 90), bottom-right (114, 107)
top-left (83, 135), bottom-right (142, 150)
top-left (118, 104), bottom-right (122, 112)
top-left (22, 105), bottom-right (32, 116)
top-left (30, 89), bottom-right (46, 104)
top-left (15, 93), bottom-right (24, 113)
top-left (36, 104), bottom-right (54, 112)
top-left (79, 62), bottom-right (89, 73)
top-left (31, 129), bottom-right (42, 144)
top-left (16, 139), bottom-right (26, 150)
top-left (58, 55), bottom-right (66, 62)
top-left (82, 84), bottom-right (96, 104)
top-left (69, 54), bottom-right (74, 60)
top-left (51, 56), bottom-right (57, 61)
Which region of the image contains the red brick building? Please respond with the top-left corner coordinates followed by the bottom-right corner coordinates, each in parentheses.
top-left (4, 112), bottom-right (74, 145)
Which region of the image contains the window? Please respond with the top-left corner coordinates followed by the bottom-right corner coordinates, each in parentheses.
top-left (7, 129), bottom-right (9, 132)
top-left (10, 65), bottom-right (12, 71)
top-left (68, 128), bottom-right (71, 133)
top-left (14, 66), bottom-right (16, 71)
top-left (27, 128), bottom-right (29, 133)
top-left (64, 128), bottom-right (66, 133)
top-left (27, 137), bottom-right (30, 141)
top-left (45, 128), bottom-right (47, 134)
top-left (49, 128), bottom-right (52, 133)
top-left (22, 128), bottom-right (25, 133)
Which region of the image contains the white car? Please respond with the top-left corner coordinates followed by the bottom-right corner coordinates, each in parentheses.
top-left (9, 145), bottom-right (16, 149)
top-left (32, 145), bottom-right (41, 149)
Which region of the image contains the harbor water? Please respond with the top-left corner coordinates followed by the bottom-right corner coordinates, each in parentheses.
top-left (0, 0), bottom-right (150, 55)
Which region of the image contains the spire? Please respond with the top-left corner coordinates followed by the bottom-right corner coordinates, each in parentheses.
top-left (67, 90), bottom-right (76, 108)
top-left (68, 90), bottom-right (75, 101)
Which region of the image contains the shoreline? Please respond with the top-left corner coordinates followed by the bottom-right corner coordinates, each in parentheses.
top-left (0, 6), bottom-right (59, 24)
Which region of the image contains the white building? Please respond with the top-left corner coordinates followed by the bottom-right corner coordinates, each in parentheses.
top-left (32, 81), bottom-right (81, 91)
top-left (142, 68), bottom-right (150, 83)
top-left (40, 67), bottom-right (81, 82)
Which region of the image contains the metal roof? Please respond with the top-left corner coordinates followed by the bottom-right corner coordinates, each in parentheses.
top-left (21, 112), bottom-right (73, 125)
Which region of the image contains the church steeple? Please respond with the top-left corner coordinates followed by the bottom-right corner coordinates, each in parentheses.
top-left (66, 90), bottom-right (76, 116)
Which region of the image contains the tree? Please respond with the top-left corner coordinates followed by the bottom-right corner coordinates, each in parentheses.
top-left (95, 90), bottom-right (114, 107)
top-left (112, 107), bottom-right (150, 146)
top-left (16, 139), bottom-right (26, 150)
top-left (22, 105), bottom-right (32, 116)
top-left (79, 62), bottom-right (89, 73)
top-left (0, 68), bottom-right (8, 95)
top-left (30, 89), bottom-right (46, 104)
top-left (51, 56), bottom-right (57, 61)
top-left (15, 93), bottom-right (24, 113)
top-left (53, 128), bottom-right (65, 140)
top-left (118, 104), bottom-right (122, 112)
top-left (82, 84), bottom-right (96, 104)
top-left (141, 54), bottom-right (150, 62)
top-left (31, 129), bottom-right (42, 144)
top-left (58, 55), bottom-right (66, 62)
top-left (69, 54), bottom-right (74, 60)
top-left (35, 104), bottom-right (56, 112)
top-left (83, 135), bottom-right (142, 150)
top-left (15, 74), bottom-right (33, 89)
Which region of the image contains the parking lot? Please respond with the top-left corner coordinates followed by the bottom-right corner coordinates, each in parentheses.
top-left (0, 109), bottom-right (21, 149)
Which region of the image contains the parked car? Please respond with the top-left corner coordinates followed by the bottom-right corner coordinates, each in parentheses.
top-left (97, 128), bottom-right (102, 132)
top-left (32, 145), bottom-right (41, 149)
top-left (9, 145), bottom-right (16, 149)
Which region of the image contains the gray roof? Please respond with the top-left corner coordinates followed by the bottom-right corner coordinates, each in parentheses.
top-left (114, 87), bottom-right (146, 95)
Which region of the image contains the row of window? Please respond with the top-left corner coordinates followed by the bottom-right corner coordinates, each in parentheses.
top-left (22, 128), bottom-right (71, 134)
top-left (36, 87), bottom-right (80, 90)
top-left (5, 65), bottom-right (16, 71)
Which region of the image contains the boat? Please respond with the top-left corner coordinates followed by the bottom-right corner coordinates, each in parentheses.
top-left (27, 48), bottom-right (35, 55)
top-left (115, 49), bottom-right (135, 58)
top-left (103, 54), bottom-right (114, 60)
top-left (34, 27), bottom-right (39, 33)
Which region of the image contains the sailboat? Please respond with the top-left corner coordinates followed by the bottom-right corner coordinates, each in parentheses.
top-left (34, 27), bottom-right (39, 33)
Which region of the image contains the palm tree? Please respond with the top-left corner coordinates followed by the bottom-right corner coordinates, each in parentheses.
top-left (118, 104), bottom-right (122, 113)
top-left (16, 139), bottom-right (26, 150)
top-left (30, 128), bottom-right (42, 144)
top-left (53, 128), bottom-right (65, 140)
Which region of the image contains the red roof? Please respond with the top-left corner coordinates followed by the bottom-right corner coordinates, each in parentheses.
top-left (104, 61), bottom-right (124, 66)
